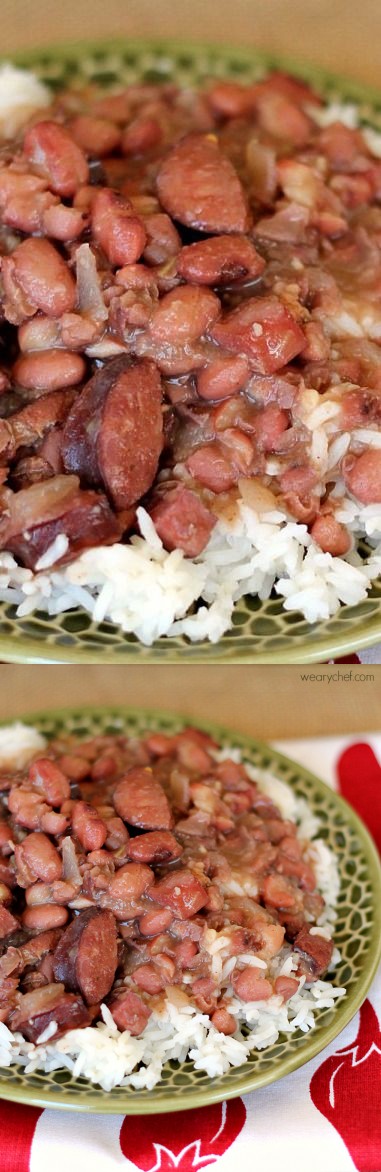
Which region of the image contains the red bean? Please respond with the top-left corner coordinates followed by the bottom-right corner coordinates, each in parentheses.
top-left (211, 1007), bottom-right (237, 1034)
top-left (343, 450), bottom-right (381, 504)
top-left (133, 963), bottom-right (165, 995)
top-left (42, 203), bottom-right (87, 241)
top-left (207, 81), bottom-right (256, 119)
top-left (262, 874), bottom-right (298, 910)
top-left (69, 115), bottom-right (121, 157)
top-left (29, 758), bottom-right (71, 806)
top-left (58, 755), bottom-right (90, 782)
top-left (71, 800), bottom-right (108, 852)
top-left (25, 881), bottom-right (77, 906)
top-left (17, 831), bottom-right (62, 883)
top-left (139, 907), bottom-right (173, 936)
top-left (11, 238), bottom-right (76, 318)
top-left (186, 443), bottom-right (238, 493)
top-left (232, 969), bottom-right (273, 1001)
top-left (106, 862), bottom-right (153, 904)
top-left (13, 351), bottom-right (86, 392)
top-left (2, 189), bottom-right (58, 234)
top-left (92, 188), bottom-right (146, 266)
top-left (24, 120), bottom-right (89, 197)
top-left (21, 905), bottom-right (69, 931)
top-left (197, 356), bottom-right (250, 401)
top-left (0, 907), bottom-right (19, 938)
top-left (143, 213), bottom-right (181, 266)
top-left (157, 133), bottom-right (251, 234)
top-left (149, 286), bottom-right (220, 346)
top-left (310, 514), bottom-right (351, 556)
top-left (121, 116), bottom-right (163, 155)
top-left (127, 830), bottom-right (183, 865)
top-left (177, 236), bottom-right (264, 287)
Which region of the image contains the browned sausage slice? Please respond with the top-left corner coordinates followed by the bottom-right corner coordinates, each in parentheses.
top-left (10, 983), bottom-right (90, 1042)
top-left (294, 926), bottom-right (333, 978)
top-left (53, 907), bottom-right (118, 1003)
top-left (149, 486), bottom-right (216, 556)
top-left (62, 355), bottom-right (164, 510)
top-left (5, 487), bottom-right (124, 570)
top-left (108, 990), bottom-right (151, 1034)
top-left (156, 134), bottom-right (251, 234)
top-left (113, 767), bottom-right (174, 830)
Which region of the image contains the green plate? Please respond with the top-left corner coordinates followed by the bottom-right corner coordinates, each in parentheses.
top-left (1, 39), bottom-right (381, 663)
top-left (0, 704), bottom-right (379, 1113)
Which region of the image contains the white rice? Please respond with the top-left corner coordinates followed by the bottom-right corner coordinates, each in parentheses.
top-left (0, 722), bottom-right (46, 771)
top-left (0, 67), bottom-right (379, 644)
top-left (0, 64), bottom-right (51, 137)
top-left (0, 496), bottom-right (379, 645)
top-left (0, 733), bottom-right (345, 1090)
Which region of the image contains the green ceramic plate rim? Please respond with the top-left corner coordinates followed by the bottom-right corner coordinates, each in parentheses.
top-left (0, 704), bottom-right (379, 1113)
top-left (0, 37), bottom-right (380, 663)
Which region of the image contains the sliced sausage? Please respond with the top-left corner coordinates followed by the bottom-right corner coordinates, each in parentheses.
top-left (127, 830), bottom-right (183, 865)
top-left (108, 989), bottom-right (151, 1034)
top-left (149, 486), bottom-right (216, 556)
top-left (53, 907), bottom-right (118, 1003)
top-left (156, 133), bottom-right (251, 234)
top-left (11, 983), bottom-right (90, 1042)
top-left (211, 296), bottom-right (305, 373)
top-left (113, 767), bottom-right (174, 830)
top-left (5, 486), bottom-right (124, 570)
top-left (62, 355), bottom-right (164, 510)
top-left (149, 868), bottom-right (208, 919)
top-left (177, 235), bottom-right (265, 286)
top-left (294, 927), bottom-right (334, 978)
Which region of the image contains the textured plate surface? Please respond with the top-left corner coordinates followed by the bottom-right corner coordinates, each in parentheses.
top-left (0, 705), bottom-right (379, 1113)
top-left (1, 39), bottom-right (381, 663)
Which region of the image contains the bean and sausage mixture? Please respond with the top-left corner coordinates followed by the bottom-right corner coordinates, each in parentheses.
top-left (0, 71), bottom-right (380, 572)
top-left (0, 726), bottom-right (333, 1043)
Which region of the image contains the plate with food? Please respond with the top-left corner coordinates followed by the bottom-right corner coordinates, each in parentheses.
top-left (0, 706), bottom-right (378, 1112)
top-left (0, 40), bottom-right (380, 663)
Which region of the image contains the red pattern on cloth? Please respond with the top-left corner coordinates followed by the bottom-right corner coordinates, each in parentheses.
top-left (0, 1101), bottom-right (42, 1171)
top-left (310, 1000), bottom-right (381, 1172)
top-left (337, 742), bottom-right (381, 853)
top-left (120, 1099), bottom-right (246, 1169)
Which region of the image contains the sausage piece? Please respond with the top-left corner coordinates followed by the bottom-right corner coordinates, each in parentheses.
top-left (11, 983), bottom-right (90, 1042)
top-left (108, 989), bottom-right (151, 1034)
top-left (294, 927), bottom-right (334, 978)
top-left (149, 486), bottom-right (216, 556)
top-left (5, 487), bottom-right (124, 570)
top-left (156, 133), bottom-right (251, 234)
top-left (62, 355), bottom-right (164, 510)
top-left (149, 868), bottom-right (208, 919)
top-left (53, 907), bottom-right (118, 1003)
top-left (113, 767), bottom-right (174, 830)
top-left (211, 296), bottom-right (305, 373)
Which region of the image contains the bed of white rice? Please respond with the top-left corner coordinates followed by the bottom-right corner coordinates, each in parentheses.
top-left (0, 725), bottom-right (346, 1091)
top-left (0, 67), bottom-right (379, 644)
